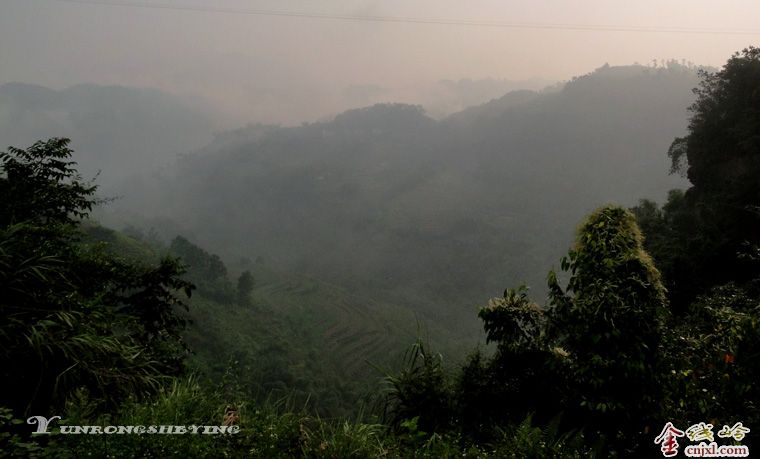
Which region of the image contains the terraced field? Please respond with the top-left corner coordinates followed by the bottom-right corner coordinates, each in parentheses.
top-left (181, 260), bottom-right (452, 416)
top-left (177, 249), bottom-right (482, 417)
top-left (253, 266), bottom-right (418, 378)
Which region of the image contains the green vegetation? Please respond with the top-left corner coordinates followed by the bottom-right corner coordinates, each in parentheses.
top-left (0, 139), bottom-right (193, 419)
top-left (386, 46), bottom-right (760, 455)
top-left (105, 61), bottom-right (698, 339)
top-left (631, 46), bottom-right (760, 428)
top-left (1, 48), bottom-right (759, 457)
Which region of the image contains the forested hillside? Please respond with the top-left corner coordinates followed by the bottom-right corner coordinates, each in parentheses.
top-left (2, 48), bottom-right (758, 457)
top-left (104, 62), bottom-right (696, 337)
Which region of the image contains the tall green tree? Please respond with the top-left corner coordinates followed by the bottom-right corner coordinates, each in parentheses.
top-left (455, 286), bottom-right (564, 440)
top-left (425, 206), bottom-right (668, 449)
top-left (669, 47), bottom-right (760, 201)
top-left (236, 270), bottom-right (255, 306)
top-left (0, 138), bottom-right (193, 416)
top-left (169, 235), bottom-right (233, 303)
top-left (659, 46), bottom-right (760, 305)
top-left (547, 206), bottom-right (668, 450)
top-left (0, 138), bottom-right (98, 226)
top-left (631, 46), bottom-right (760, 447)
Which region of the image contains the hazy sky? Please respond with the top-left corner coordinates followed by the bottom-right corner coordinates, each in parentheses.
top-left (2, 0), bottom-right (759, 124)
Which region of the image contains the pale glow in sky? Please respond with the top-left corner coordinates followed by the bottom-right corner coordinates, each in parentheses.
top-left (1, 0), bottom-right (758, 124)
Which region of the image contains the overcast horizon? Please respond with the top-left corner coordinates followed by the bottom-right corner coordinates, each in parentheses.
top-left (2, 0), bottom-right (759, 126)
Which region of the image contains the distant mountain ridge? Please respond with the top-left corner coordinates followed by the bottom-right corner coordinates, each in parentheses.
top-left (0, 82), bottom-right (216, 187)
top-left (100, 63), bottom-right (697, 338)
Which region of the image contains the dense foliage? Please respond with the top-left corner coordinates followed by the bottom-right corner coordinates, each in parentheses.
top-left (388, 206), bottom-right (667, 453)
top-left (648, 47), bottom-right (760, 308)
top-left (633, 45), bottom-right (760, 431)
top-left (1, 47), bottom-right (758, 457)
top-left (105, 63), bottom-right (697, 337)
top-left (387, 47), bottom-right (760, 456)
top-left (168, 235), bottom-right (234, 303)
top-left (0, 139), bottom-right (192, 422)
top-left (546, 207), bottom-right (667, 443)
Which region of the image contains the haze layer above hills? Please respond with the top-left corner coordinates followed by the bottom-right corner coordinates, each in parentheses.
top-left (74, 62), bottom-right (698, 337)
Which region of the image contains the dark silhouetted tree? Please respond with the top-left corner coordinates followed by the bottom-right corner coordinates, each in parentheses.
top-left (547, 206), bottom-right (668, 452)
top-left (0, 138), bottom-right (192, 416)
top-left (659, 46), bottom-right (760, 305)
top-left (236, 270), bottom-right (255, 306)
top-left (169, 235), bottom-right (233, 303)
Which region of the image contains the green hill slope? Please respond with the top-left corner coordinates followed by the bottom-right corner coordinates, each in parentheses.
top-left (82, 224), bottom-right (453, 416)
top-left (106, 63), bottom-right (698, 338)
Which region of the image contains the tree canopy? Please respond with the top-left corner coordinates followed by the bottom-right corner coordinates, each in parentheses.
top-left (658, 47), bottom-right (760, 305)
top-left (0, 138), bottom-right (192, 416)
